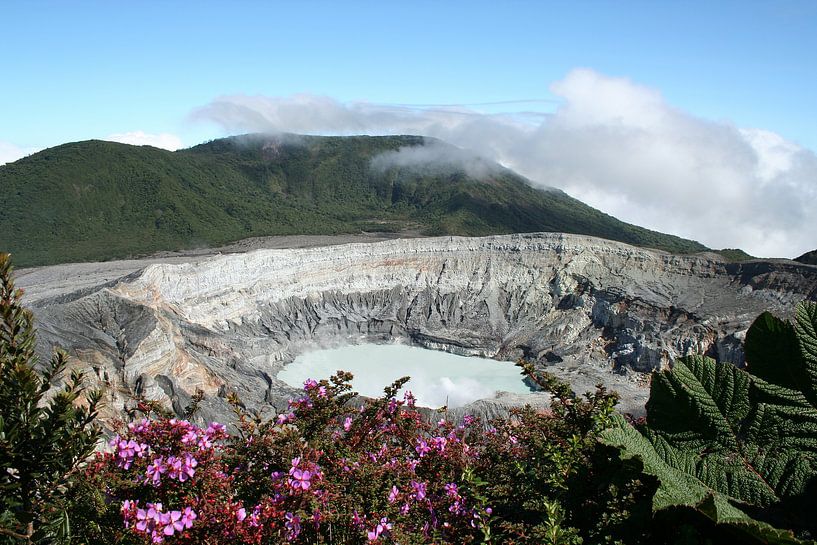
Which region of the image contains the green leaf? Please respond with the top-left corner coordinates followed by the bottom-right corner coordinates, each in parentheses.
top-left (745, 311), bottom-right (809, 396)
top-left (603, 301), bottom-right (817, 540)
top-left (602, 414), bottom-right (804, 544)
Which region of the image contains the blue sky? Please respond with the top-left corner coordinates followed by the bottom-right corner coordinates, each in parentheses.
top-left (1, 0), bottom-right (816, 257)
top-left (2, 0), bottom-right (815, 150)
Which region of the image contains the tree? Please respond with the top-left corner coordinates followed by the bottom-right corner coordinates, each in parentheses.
top-left (0, 253), bottom-right (102, 543)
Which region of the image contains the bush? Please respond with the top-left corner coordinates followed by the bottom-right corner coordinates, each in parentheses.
top-left (82, 369), bottom-right (652, 544)
top-left (0, 253), bottom-right (102, 544)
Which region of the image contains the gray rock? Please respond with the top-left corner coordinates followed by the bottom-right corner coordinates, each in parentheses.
top-left (19, 233), bottom-right (817, 425)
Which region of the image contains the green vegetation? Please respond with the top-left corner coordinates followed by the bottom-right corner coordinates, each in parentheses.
top-left (0, 253), bottom-right (101, 543)
top-left (603, 301), bottom-right (817, 544)
top-left (0, 134), bottom-right (708, 267)
top-left (715, 248), bottom-right (754, 262)
top-left (795, 250), bottom-right (817, 265)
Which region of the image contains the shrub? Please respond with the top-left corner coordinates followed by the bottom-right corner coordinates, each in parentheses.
top-left (83, 365), bottom-right (653, 544)
top-left (0, 253), bottom-right (101, 544)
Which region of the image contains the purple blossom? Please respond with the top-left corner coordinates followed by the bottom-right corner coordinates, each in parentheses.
top-left (248, 505), bottom-right (261, 527)
top-left (415, 439), bottom-right (431, 457)
top-left (388, 485), bottom-right (399, 503)
top-left (166, 454), bottom-right (197, 482)
top-left (411, 480), bottom-right (427, 501)
top-left (367, 517), bottom-right (393, 541)
top-left (343, 416), bottom-right (353, 431)
top-left (430, 436), bottom-right (448, 452)
top-left (180, 507), bottom-right (196, 529)
top-left (146, 457), bottom-right (165, 485)
top-left (289, 468), bottom-right (312, 490)
top-left (285, 512), bottom-right (301, 541)
top-left (352, 510), bottom-right (365, 529)
top-left (163, 511), bottom-right (185, 536)
top-left (206, 422), bottom-right (226, 435)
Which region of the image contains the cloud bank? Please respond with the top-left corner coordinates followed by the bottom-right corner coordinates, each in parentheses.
top-left (105, 131), bottom-right (183, 151)
top-left (190, 69), bottom-right (817, 258)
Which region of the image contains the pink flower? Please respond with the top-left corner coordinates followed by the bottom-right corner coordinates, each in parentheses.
top-left (135, 508), bottom-right (150, 532)
top-left (444, 482), bottom-right (459, 497)
top-left (248, 505), bottom-right (261, 527)
top-left (415, 439), bottom-right (431, 457)
top-left (430, 436), bottom-right (447, 452)
top-left (285, 512), bottom-right (301, 540)
top-left (343, 416), bottom-right (353, 431)
top-left (206, 422), bottom-right (226, 435)
top-left (236, 507), bottom-right (247, 522)
top-left (289, 468), bottom-right (312, 490)
top-left (146, 457), bottom-right (165, 485)
top-left (165, 454), bottom-right (197, 482)
top-left (367, 517), bottom-right (393, 541)
top-left (388, 485), bottom-right (399, 503)
top-left (180, 507), bottom-right (196, 529)
top-left (352, 510), bottom-right (365, 529)
top-left (163, 511), bottom-right (184, 536)
top-left (303, 378), bottom-right (318, 390)
top-left (411, 480), bottom-right (427, 501)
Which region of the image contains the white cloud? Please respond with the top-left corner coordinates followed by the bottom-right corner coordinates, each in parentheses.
top-left (189, 70), bottom-right (817, 258)
top-left (370, 139), bottom-right (502, 179)
top-left (105, 131), bottom-right (183, 151)
top-left (0, 141), bottom-right (39, 165)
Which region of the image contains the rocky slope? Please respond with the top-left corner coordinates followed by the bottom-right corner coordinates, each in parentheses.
top-left (19, 233), bottom-right (817, 423)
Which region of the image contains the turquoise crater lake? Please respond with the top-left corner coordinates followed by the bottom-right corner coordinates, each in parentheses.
top-left (277, 344), bottom-right (534, 408)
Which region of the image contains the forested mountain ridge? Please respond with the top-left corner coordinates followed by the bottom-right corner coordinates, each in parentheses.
top-left (1, 133), bottom-right (709, 267)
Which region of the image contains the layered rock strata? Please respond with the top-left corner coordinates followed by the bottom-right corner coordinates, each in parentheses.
top-left (20, 233), bottom-right (817, 423)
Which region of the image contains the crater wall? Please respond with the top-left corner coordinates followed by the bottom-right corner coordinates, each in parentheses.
top-left (22, 233), bottom-right (817, 422)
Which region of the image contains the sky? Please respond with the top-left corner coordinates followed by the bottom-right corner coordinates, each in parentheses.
top-left (1, 0), bottom-right (815, 258)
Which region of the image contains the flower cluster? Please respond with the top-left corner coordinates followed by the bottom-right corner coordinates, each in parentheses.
top-left (122, 501), bottom-right (196, 543)
top-left (88, 371), bottom-right (640, 545)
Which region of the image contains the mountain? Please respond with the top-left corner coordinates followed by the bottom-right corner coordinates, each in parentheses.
top-left (795, 249), bottom-right (817, 265)
top-left (0, 134), bottom-right (708, 267)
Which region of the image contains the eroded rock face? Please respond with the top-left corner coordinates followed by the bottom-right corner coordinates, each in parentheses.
top-left (22, 233), bottom-right (817, 423)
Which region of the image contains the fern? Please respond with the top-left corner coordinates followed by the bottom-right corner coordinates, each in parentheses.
top-left (602, 301), bottom-right (817, 543)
